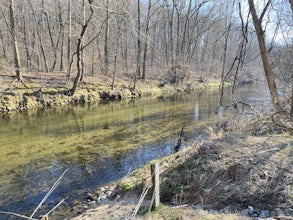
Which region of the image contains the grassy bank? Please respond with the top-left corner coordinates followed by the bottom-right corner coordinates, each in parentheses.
top-left (0, 72), bottom-right (221, 113)
top-left (72, 116), bottom-right (293, 219)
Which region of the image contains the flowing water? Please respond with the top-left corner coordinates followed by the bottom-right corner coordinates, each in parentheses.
top-left (0, 84), bottom-right (270, 219)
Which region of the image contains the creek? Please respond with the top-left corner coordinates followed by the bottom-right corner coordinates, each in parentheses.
top-left (0, 83), bottom-right (270, 219)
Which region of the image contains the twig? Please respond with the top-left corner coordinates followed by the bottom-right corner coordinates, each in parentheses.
top-left (44, 197), bottom-right (67, 217)
top-left (147, 184), bottom-right (156, 214)
top-left (171, 204), bottom-right (189, 208)
top-left (129, 175), bottom-right (153, 219)
top-left (30, 169), bottom-right (68, 218)
top-left (258, 147), bottom-right (280, 154)
top-left (0, 211), bottom-right (37, 220)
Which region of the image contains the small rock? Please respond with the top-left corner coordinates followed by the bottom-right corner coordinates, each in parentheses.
top-left (259, 210), bottom-right (270, 218)
top-left (208, 209), bottom-right (217, 214)
top-left (73, 200), bottom-right (80, 206)
top-left (241, 209), bottom-right (249, 216)
top-left (105, 190), bottom-right (112, 197)
top-left (223, 206), bottom-right (231, 213)
top-left (98, 195), bottom-right (106, 201)
top-left (270, 210), bottom-right (278, 217)
top-left (99, 187), bottom-right (105, 192)
top-left (113, 194), bottom-right (120, 201)
top-left (87, 200), bottom-right (96, 205)
top-left (248, 206), bottom-right (254, 214)
top-left (255, 208), bottom-right (261, 214)
top-left (218, 209), bottom-right (224, 214)
top-left (284, 208), bottom-right (293, 216)
top-left (86, 193), bottom-right (96, 201)
top-left (275, 208), bottom-right (284, 216)
top-left (193, 204), bottom-right (202, 210)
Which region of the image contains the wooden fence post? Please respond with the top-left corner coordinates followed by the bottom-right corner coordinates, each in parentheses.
top-left (151, 162), bottom-right (160, 210)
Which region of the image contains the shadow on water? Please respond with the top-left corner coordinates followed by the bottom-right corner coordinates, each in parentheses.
top-left (0, 84), bottom-right (270, 219)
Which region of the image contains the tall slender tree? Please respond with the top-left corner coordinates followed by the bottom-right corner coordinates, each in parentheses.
top-left (67, 0), bottom-right (72, 77)
top-left (8, 0), bottom-right (22, 81)
top-left (133, 0), bottom-right (141, 90)
top-left (289, 0), bottom-right (293, 123)
top-left (104, 0), bottom-right (110, 76)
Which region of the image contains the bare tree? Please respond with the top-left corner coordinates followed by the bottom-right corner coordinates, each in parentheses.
top-left (67, 0), bottom-right (72, 76)
top-left (248, 0), bottom-right (279, 109)
top-left (133, 0), bottom-right (141, 90)
top-left (8, 0), bottom-right (22, 81)
top-left (142, 0), bottom-right (152, 82)
top-left (288, 0), bottom-right (293, 123)
top-left (104, 0), bottom-right (110, 76)
top-left (69, 0), bottom-right (94, 96)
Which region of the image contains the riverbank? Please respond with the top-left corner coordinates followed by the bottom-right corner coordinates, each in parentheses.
top-left (0, 71), bottom-right (220, 113)
top-left (70, 115), bottom-right (293, 220)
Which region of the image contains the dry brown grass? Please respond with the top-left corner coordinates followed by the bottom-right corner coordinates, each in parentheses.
top-left (115, 116), bottom-right (293, 217)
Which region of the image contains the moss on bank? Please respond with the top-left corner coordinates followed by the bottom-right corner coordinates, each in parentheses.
top-left (0, 78), bottom-right (222, 113)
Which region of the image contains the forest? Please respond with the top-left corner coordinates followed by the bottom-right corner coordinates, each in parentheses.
top-left (0, 0), bottom-right (291, 102)
top-left (0, 0), bottom-right (293, 219)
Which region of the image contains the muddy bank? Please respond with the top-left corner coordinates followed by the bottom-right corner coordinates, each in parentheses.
top-left (0, 75), bottom-right (220, 113)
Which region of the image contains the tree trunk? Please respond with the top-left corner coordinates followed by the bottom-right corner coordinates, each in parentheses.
top-left (42, 0), bottom-right (58, 72)
top-left (69, 0), bottom-right (94, 96)
top-left (291, 87), bottom-right (293, 122)
top-left (0, 30), bottom-right (8, 63)
top-left (58, 0), bottom-right (64, 72)
top-left (142, 0), bottom-right (152, 82)
top-left (9, 0), bottom-right (22, 81)
top-left (20, 6), bottom-right (32, 72)
top-left (67, 0), bottom-right (72, 77)
top-left (289, 0), bottom-right (293, 125)
top-left (104, 0), bottom-right (110, 76)
top-left (134, 0), bottom-right (141, 90)
top-left (80, 0), bottom-right (86, 82)
top-left (248, 0), bottom-right (279, 109)
top-left (28, 0), bottom-right (49, 73)
top-left (111, 31), bottom-right (119, 90)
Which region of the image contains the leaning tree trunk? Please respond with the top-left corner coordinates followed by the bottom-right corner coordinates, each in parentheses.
top-left (248, 0), bottom-right (279, 109)
top-left (9, 0), bottom-right (22, 81)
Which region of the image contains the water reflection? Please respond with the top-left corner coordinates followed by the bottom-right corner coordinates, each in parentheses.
top-left (0, 84), bottom-right (270, 219)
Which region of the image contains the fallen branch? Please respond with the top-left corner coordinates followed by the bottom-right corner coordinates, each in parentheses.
top-left (30, 169), bottom-right (68, 218)
top-left (129, 174), bottom-right (153, 219)
top-left (271, 111), bottom-right (293, 131)
top-left (44, 197), bottom-right (67, 217)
